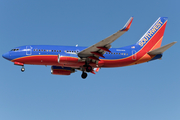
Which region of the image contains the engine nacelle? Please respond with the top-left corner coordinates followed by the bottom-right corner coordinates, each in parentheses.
top-left (51, 66), bottom-right (75, 75)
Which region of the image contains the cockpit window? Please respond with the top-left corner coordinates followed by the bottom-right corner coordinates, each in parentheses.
top-left (11, 49), bottom-right (19, 51)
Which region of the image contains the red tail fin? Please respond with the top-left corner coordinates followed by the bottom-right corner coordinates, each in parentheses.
top-left (136, 17), bottom-right (168, 50)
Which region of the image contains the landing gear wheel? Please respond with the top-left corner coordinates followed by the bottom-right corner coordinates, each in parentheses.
top-left (21, 67), bottom-right (25, 72)
top-left (86, 65), bottom-right (92, 72)
top-left (81, 72), bottom-right (87, 79)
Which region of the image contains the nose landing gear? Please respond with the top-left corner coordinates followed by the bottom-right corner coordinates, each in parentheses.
top-left (14, 62), bottom-right (25, 72)
top-left (21, 66), bottom-right (25, 72)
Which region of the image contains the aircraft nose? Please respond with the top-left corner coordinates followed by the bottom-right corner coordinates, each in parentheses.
top-left (2, 52), bottom-right (11, 60)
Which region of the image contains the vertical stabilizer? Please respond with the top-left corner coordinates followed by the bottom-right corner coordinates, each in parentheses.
top-left (136, 17), bottom-right (168, 50)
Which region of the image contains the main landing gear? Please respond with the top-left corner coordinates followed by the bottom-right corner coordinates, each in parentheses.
top-left (83, 63), bottom-right (92, 72)
top-left (86, 65), bottom-right (92, 72)
top-left (81, 64), bottom-right (92, 79)
top-left (81, 72), bottom-right (87, 79)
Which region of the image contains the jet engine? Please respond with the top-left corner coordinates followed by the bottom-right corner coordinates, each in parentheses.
top-left (51, 66), bottom-right (75, 75)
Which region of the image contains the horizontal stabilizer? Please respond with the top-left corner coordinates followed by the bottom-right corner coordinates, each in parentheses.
top-left (148, 41), bottom-right (177, 55)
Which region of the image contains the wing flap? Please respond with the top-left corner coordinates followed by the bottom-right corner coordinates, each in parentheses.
top-left (148, 41), bottom-right (177, 55)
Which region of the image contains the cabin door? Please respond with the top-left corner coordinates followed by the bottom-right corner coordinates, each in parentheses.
top-left (26, 46), bottom-right (32, 55)
top-left (132, 50), bottom-right (136, 60)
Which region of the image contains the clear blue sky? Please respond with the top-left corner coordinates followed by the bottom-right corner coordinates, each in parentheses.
top-left (0, 0), bottom-right (180, 120)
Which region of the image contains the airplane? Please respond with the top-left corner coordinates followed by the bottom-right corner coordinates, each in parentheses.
top-left (2, 17), bottom-right (177, 79)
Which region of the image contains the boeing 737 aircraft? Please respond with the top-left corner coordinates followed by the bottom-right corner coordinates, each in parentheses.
top-left (2, 17), bottom-right (176, 79)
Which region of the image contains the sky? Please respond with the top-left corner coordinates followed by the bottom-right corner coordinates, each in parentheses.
top-left (0, 0), bottom-right (180, 120)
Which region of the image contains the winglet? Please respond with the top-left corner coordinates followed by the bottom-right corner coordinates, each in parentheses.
top-left (148, 41), bottom-right (177, 55)
top-left (121, 16), bottom-right (134, 31)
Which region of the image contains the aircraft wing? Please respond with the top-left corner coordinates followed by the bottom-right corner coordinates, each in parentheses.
top-left (78, 17), bottom-right (133, 59)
